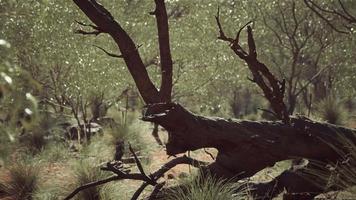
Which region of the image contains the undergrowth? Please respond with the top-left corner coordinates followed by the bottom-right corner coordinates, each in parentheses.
top-left (0, 161), bottom-right (39, 200)
top-left (166, 172), bottom-right (250, 200)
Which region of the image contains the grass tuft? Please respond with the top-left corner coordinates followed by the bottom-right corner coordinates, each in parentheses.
top-left (35, 142), bottom-right (70, 163)
top-left (166, 172), bottom-right (250, 200)
top-left (71, 159), bottom-right (109, 200)
top-left (317, 96), bottom-right (347, 125)
top-left (0, 161), bottom-right (39, 200)
top-left (303, 132), bottom-right (356, 198)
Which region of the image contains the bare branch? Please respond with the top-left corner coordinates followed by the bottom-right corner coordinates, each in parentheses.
top-left (247, 26), bottom-right (257, 58)
top-left (338, 0), bottom-right (356, 22)
top-left (204, 148), bottom-right (215, 160)
top-left (303, 0), bottom-right (351, 34)
top-left (65, 153), bottom-right (207, 200)
top-left (75, 20), bottom-right (100, 30)
top-left (64, 176), bottom-right (119, 200)
top-left (215, 8), bottom-right (249, 59)
top-left (93, 45), bottom-right (123, 58)
top-left (215, 7), bottom-right (234, 43)
top-left (74, 20), bottom-right (104, 36)
top-left (129, 143), bottom-right (155, 184)
top-left (235, 21), bottom-right (252, 45)
top-left (295, 65), bottom-right (333, 97)
top-left (74, 29), bottom-right (102, 36)
top-left (131, 182), bottom-right (150, 200)
top-left (258, 108), bottom-right (279, 119)
top-left (148, 181), bottom-right (166, 200)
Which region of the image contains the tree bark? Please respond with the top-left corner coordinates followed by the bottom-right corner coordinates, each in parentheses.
top-left (143, 103), bottom-right (356, 179)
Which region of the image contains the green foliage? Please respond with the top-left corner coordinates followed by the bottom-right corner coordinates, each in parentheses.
top-left (316, 96), bottom-right (347, 125)
top-left (0, 161), bottom-right (39, 200)
top-left (166, 172), bottom-right (249, 200)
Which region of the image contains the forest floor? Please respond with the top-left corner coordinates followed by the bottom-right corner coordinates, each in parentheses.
top-left (1, 117), bottom-right (356, 199)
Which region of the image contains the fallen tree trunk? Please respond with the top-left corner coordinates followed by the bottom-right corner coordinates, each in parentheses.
top-left (143, 103), bottom-right (356, 179)
top-left (144, 103), bottom-right (356, 199)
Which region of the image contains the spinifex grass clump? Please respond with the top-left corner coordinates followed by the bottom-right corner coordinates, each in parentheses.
top-left (0, 161), bottom-right (39, 200)
top-left (35, 141), bottom-right (70, 163)
top-left (317, 96), bottom-right (347, 125)
top-left (107, 112), bottom-right (149, 157)
top-left (71, 160), bottom-right (109, 200)
top-left (303, 133), bottom-right (356, 196)
top-left (166, 172), bottom-right (250, 200)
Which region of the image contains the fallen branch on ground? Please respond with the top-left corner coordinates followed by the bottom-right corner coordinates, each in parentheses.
top-left (64, 144), bottom-right (207, 200)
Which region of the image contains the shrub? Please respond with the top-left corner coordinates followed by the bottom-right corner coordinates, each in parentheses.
top-left (0, 161), bottom-right (39, 200)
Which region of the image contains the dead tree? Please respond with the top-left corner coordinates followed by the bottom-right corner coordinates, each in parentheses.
top-left (69, 0), bottom-right (356, 199)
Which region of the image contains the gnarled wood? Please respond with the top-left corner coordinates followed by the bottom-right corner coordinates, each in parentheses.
top-left (143, 103), bottom-right (356, 179)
